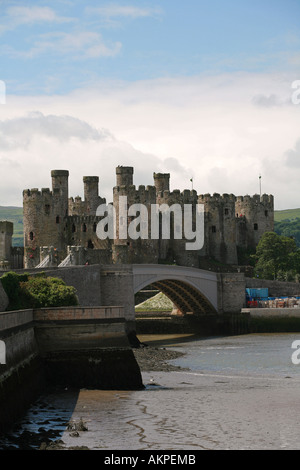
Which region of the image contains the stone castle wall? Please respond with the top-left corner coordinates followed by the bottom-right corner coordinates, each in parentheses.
top-left (22, 166), bottom-right (274, 269)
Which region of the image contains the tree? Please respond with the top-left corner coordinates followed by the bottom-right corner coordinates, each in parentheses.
top-left (253, 232), bottom-right (300, 280)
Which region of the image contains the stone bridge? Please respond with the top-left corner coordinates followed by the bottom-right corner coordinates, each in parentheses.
top-left (0, 263), bottom-right (247, 335)
top-left (98, 264), bottom-right (246, 333)
top-left (132, 264), bottom-right (219, 315)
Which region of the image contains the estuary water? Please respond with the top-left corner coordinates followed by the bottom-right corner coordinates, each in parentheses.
top-left (2, 333), bottom-right (300, 450)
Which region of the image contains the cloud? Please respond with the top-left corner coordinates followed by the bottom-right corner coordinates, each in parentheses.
top-left (285, 140), bottom-right (300, 168)
top-left (0, 6), bottom-right (73, 34)
top-left (1, 72), bottom-right (300, 209)
top-left (0, 112), bottom-right (114, 150)
top-left (0, 31), bottom-right (122, 60)
top-left (85, 5), bottom-right (162, 20)
top-left (252, 94), bottom-right (284, 107)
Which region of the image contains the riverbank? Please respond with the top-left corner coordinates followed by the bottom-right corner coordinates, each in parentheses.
top-left (0, 339), bottom-right (189, 450)
top-left (2, 333), bottom-right (300, 450)
top-left (133, 344), bottom-right (187, 372)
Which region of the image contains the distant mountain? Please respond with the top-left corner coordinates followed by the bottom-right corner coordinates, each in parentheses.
top-left (0, 205), bottom-right (300, 249)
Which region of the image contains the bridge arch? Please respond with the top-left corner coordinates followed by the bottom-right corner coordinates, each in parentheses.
top-left (132, 264), bottom-right (218, 315)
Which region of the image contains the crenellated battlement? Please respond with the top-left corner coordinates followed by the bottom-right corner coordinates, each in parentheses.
top-left (22, 166), bottom-right (274, 269)
top-left (198, 193), bottom-right (236, 205)
top-left (113, 184), bottom-right (156, 204)
top-left (236, 194), bottom-right (274, 206)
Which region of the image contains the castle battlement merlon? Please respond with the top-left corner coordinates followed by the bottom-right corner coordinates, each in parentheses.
top-left (236, 194), bottom-right (274, 205)
top-left (198, 193), bottom-right (236, 203)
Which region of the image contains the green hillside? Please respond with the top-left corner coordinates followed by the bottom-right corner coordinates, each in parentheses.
top-left (274, 208), bottom-right (300, 222)
top-left (0, 206), bottom-right (23, 246)
top-left (274, 208), bottom-right (300, 248)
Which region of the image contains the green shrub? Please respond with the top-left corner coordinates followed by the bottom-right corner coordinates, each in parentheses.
top-left (0, 271), bottom-right (78, 310)
top-left (0, 271), bottom-right (31, 310)
top-left (20, 277), bottom-right (79, 308)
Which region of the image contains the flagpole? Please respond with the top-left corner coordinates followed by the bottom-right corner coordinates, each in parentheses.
top-left (259, 175), bottom-right (261, 198)
top-left (190, 177), bottom-right (193, 191)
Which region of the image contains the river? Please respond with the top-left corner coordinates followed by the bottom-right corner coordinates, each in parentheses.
top-left (1, 332), bottom-right (300, 450)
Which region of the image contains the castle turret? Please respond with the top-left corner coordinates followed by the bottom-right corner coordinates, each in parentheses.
top-left (83, 176), bottom-right (100, 215)
top-left (116, 166), bottom-right (133, 187)
top-left (51, 169), bottom-right (69, 218)
top-left (0, 221), bottom-right (13, 268)
top-left (153, 173), bottom-right (170, 194)
top-left (235, 194), bottom-right (274, 249)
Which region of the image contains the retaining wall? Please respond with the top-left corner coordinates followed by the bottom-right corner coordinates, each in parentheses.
top-left (0, 309), bottom-right (44, 433)
top-left (245, 278), bottom-right (300, 298)
top-left (0, 306), bottom-right (143, 434)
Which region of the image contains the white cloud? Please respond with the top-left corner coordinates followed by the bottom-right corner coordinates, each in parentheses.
top-left (0, 111), bottom-right (114, 149)
top-left (0, 6), bottom-right (73, 34)
top-left (0, 31), bottom-right (122, 60)
top-left (285, 139), bottom-right (300, 168)
top-left (86, 5), bottom-right (162, 20)
top-left (1, 72), bottom-right (300, 210)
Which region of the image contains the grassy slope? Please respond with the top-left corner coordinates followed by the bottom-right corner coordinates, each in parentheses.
top-left (274, 208), bottom-right (300, 222)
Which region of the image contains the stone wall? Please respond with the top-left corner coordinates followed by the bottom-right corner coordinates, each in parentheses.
top-left (0, 305), bottom-right (144, 433)
top-left (245, 277), bottom-right (300, 298)
top-left (22, 167), bottom-right (274, 270)
top-left (99, 264), bottom-right (136, 334)
top-left (217, 272), bottom-right (246, 313)
top-left (0, 309), bottom-right (44, 433)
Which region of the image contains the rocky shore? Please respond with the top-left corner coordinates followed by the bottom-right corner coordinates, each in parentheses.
top-left (132, 344), bottom-right (186, 372)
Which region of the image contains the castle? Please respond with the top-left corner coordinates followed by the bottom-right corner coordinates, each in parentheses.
top-left (22, 166), bottom-right (274, 269)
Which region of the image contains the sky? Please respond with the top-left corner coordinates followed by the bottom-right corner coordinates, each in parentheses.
top-left (0, 0), bottom-right (300, 210)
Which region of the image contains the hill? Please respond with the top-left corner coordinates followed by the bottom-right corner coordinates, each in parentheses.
top-left (274, 208), bottom-right (300, 222)
top-left (274, 208), bottom-right (300, 248)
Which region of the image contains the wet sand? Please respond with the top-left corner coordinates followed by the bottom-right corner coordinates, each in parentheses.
top-left (2, 334), bottom-right (300, 450)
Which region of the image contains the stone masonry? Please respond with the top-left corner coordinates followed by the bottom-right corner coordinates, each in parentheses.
top-left (22, 166), bottom-right (274, 269)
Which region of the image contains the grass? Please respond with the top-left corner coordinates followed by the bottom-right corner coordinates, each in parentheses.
top-left (274, 208), bottom-right (300, 222)
top-left (135, 292), bottom-right (173, 312)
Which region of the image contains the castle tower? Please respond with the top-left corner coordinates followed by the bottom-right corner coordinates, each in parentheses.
top-left (153, 173), bottom-right (170, 194)
top-left (0, 221), bottom-right (13, 267)
top-left (23, 170), bottom-right (69, 267)
top-left (198, 193), bottom-right (238, 265)
top-left (116, 166), bottom-right (134, 187)
top-left (51, 170), bottom-right (69, 218)
top-left (83, 176), bottom-right (100, 215)
top-left (113, 166), bottom-right (158, 264)
top-left (235, 194), bottom-right (274, 249)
